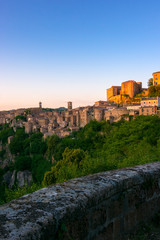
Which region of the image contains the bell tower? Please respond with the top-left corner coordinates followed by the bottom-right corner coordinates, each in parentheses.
top-left (39, 101), bottom-right (42, 111)
top-left (68, 101), bottom-right (72, 110)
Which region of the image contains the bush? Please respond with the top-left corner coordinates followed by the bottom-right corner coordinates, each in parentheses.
top-left (43, 170), bottom-right (56, 186)
top-left (0, 183), bottom-right (41, 204)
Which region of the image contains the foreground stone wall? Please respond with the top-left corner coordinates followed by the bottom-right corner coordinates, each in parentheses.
top-left (1, 162), bottom-right (160, 240)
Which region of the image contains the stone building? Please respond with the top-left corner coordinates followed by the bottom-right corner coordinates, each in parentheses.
top-left (104, 108), bottom-right (130, 122)
top-left (107, 86), bottom-right (121, 100)
top-left (0, 118), bottom-right (6, 124)
top-left (94, 101), bottom-right (117, 109)
top-left (38, 118), bottom-right (49, 127)
top-left (141, 97), bottom-right (160, 107)
top-left (153, 71), bottom-right (160, 86)
top-left (121, 80), bottom-right (142, 98)
top-left (94, 108), bottom-right (104, 122)
top-left (68, 102), bottom-right (72, 110)
top-left (29, 102), bottom-right (42, 115)
top-left (139, 97), bottom-right (160, 116)
top-left (25, 122), bottom-right (33, 134)
top-left (139, 106), bottom-right (157, 116)
top-left (107, 80), bottom-right (143, 102)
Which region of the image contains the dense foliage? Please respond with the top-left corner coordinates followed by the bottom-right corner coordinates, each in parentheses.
top-left (147, 78), bottom-right (153, 87)
top-left (148, 85), bottom-right (160, 97)
top-left (43, 116), bottom-right (160, 185)
top-left (1, 115), bottom-right (160, 203)
top-left (0, 129), bottom-right (51, 204)
top-left (0, 126), bottom-right (14, 144)
top-left (15, 115), bottom-right (27, 121)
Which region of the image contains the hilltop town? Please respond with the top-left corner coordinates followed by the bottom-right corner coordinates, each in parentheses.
top-left (0, 71), bottom-right (160, 139)
top-left (1, 71), bottom-right (160, 209)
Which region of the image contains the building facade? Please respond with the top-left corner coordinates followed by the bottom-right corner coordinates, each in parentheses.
top-left (107, 80), bottom-right (142, 102)
top-left (153, 72), bottom-right (160, 86)
top-left (141, 97), bottom-right (160, 107)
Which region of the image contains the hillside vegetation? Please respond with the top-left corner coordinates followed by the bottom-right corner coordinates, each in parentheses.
top-left (0, 115), bottom-right (160, 203)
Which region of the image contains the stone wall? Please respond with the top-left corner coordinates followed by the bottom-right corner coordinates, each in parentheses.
top-left (1, 162), bottom-right (160, 240)
top-left (107, 86), bottom-right (121, 100)
top-left (121, 80), bottom-right (142, 98)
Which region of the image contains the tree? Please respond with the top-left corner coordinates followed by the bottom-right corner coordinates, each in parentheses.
top-left (47, 134), bottom-right (60, 159)
top-left (14, 156), bottom-right (32, 171)
top-left (0, 128), bottom-right (14, 144)
top-left (148, 85), bottom-right (160, 97)
top-left (148, 78), bottom-right (153, 87)
top-left (31, 154), bottom-right (51, 182)
top-left (15, 115), bottom-right (26, 122)
top-left (43, 148), bottom-right (86, 185)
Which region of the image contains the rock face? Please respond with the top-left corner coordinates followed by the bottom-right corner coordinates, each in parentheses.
top-left (2, 171), bottom-right (12, 186)
top-left (8, 170), bottom-right (16, 188)
top-left (2, 170), bottom-right (32, 188)
top-left (17, 170), bottom-right (32, 188)
top-left (1, 162), bottom-right (160, 240)
top-left (0, 145), bottom-right (14, 169)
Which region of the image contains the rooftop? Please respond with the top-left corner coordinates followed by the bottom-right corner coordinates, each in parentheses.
top-left (153, 71), bottom-right (160, 74)
top-left (141, 97), bottom-right (158, 100)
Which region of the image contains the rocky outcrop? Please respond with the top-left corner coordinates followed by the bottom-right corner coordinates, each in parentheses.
top-left (8, 170), bottom-right (16, 188)
top-left (2, 170), bottom-right (32, 188)
top-left (17, 170), bottom-right (32, 188)
top-left (2, 171), bottom-right (12, 186)
top-left (1, 162), bottom-right (160, 240)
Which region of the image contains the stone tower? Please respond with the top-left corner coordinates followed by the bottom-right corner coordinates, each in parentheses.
top-left (39, 102), bottom-right (42, 110)
top-left (153, 72), bottom-right (160, 86)
top-left (68, 102), bottom-right (72, 110)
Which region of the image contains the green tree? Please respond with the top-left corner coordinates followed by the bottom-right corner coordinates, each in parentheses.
top-left (9, 128), bottom-right (28, 155)
top-left (148, 85), bottom-right (160, 97)
top-left (147, 78), bottom-right (153, 87)
top-left (14, 156), bottom-right (32, 171)
top-left (47, 134), bottom-right (60, 160)
top-left (31, 154), bottom-right (51, 182)
top-left (43, 148), bottom-right (86, 185)
top-left (15, 115), bottom-right (26, 122)
top-left (0, 128), bottom-right (14, 144)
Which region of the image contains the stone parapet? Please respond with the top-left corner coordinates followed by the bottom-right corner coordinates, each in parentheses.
top-left (1, 162), bottom-right (160, 240)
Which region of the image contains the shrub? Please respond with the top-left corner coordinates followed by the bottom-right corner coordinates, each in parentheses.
top-left (43, 170), bottom-right (56, 186)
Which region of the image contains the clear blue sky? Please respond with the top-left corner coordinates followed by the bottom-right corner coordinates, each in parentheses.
top-left (0, 0), bottom-right (160, 110)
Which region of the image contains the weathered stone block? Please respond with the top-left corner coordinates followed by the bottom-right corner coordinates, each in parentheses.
top-left (1, 162), bottom-right (160, 240)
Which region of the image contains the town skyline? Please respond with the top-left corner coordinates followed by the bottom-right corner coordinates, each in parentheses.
top-left (1, 0), bottom-right (160, 111)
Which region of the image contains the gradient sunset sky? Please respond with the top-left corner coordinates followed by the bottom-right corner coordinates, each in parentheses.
top-left (0, 0), bottom-right (160, 110)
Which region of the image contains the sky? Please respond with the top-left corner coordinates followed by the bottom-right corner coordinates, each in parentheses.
top-left (0, 0), bottom-right (160, 110)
